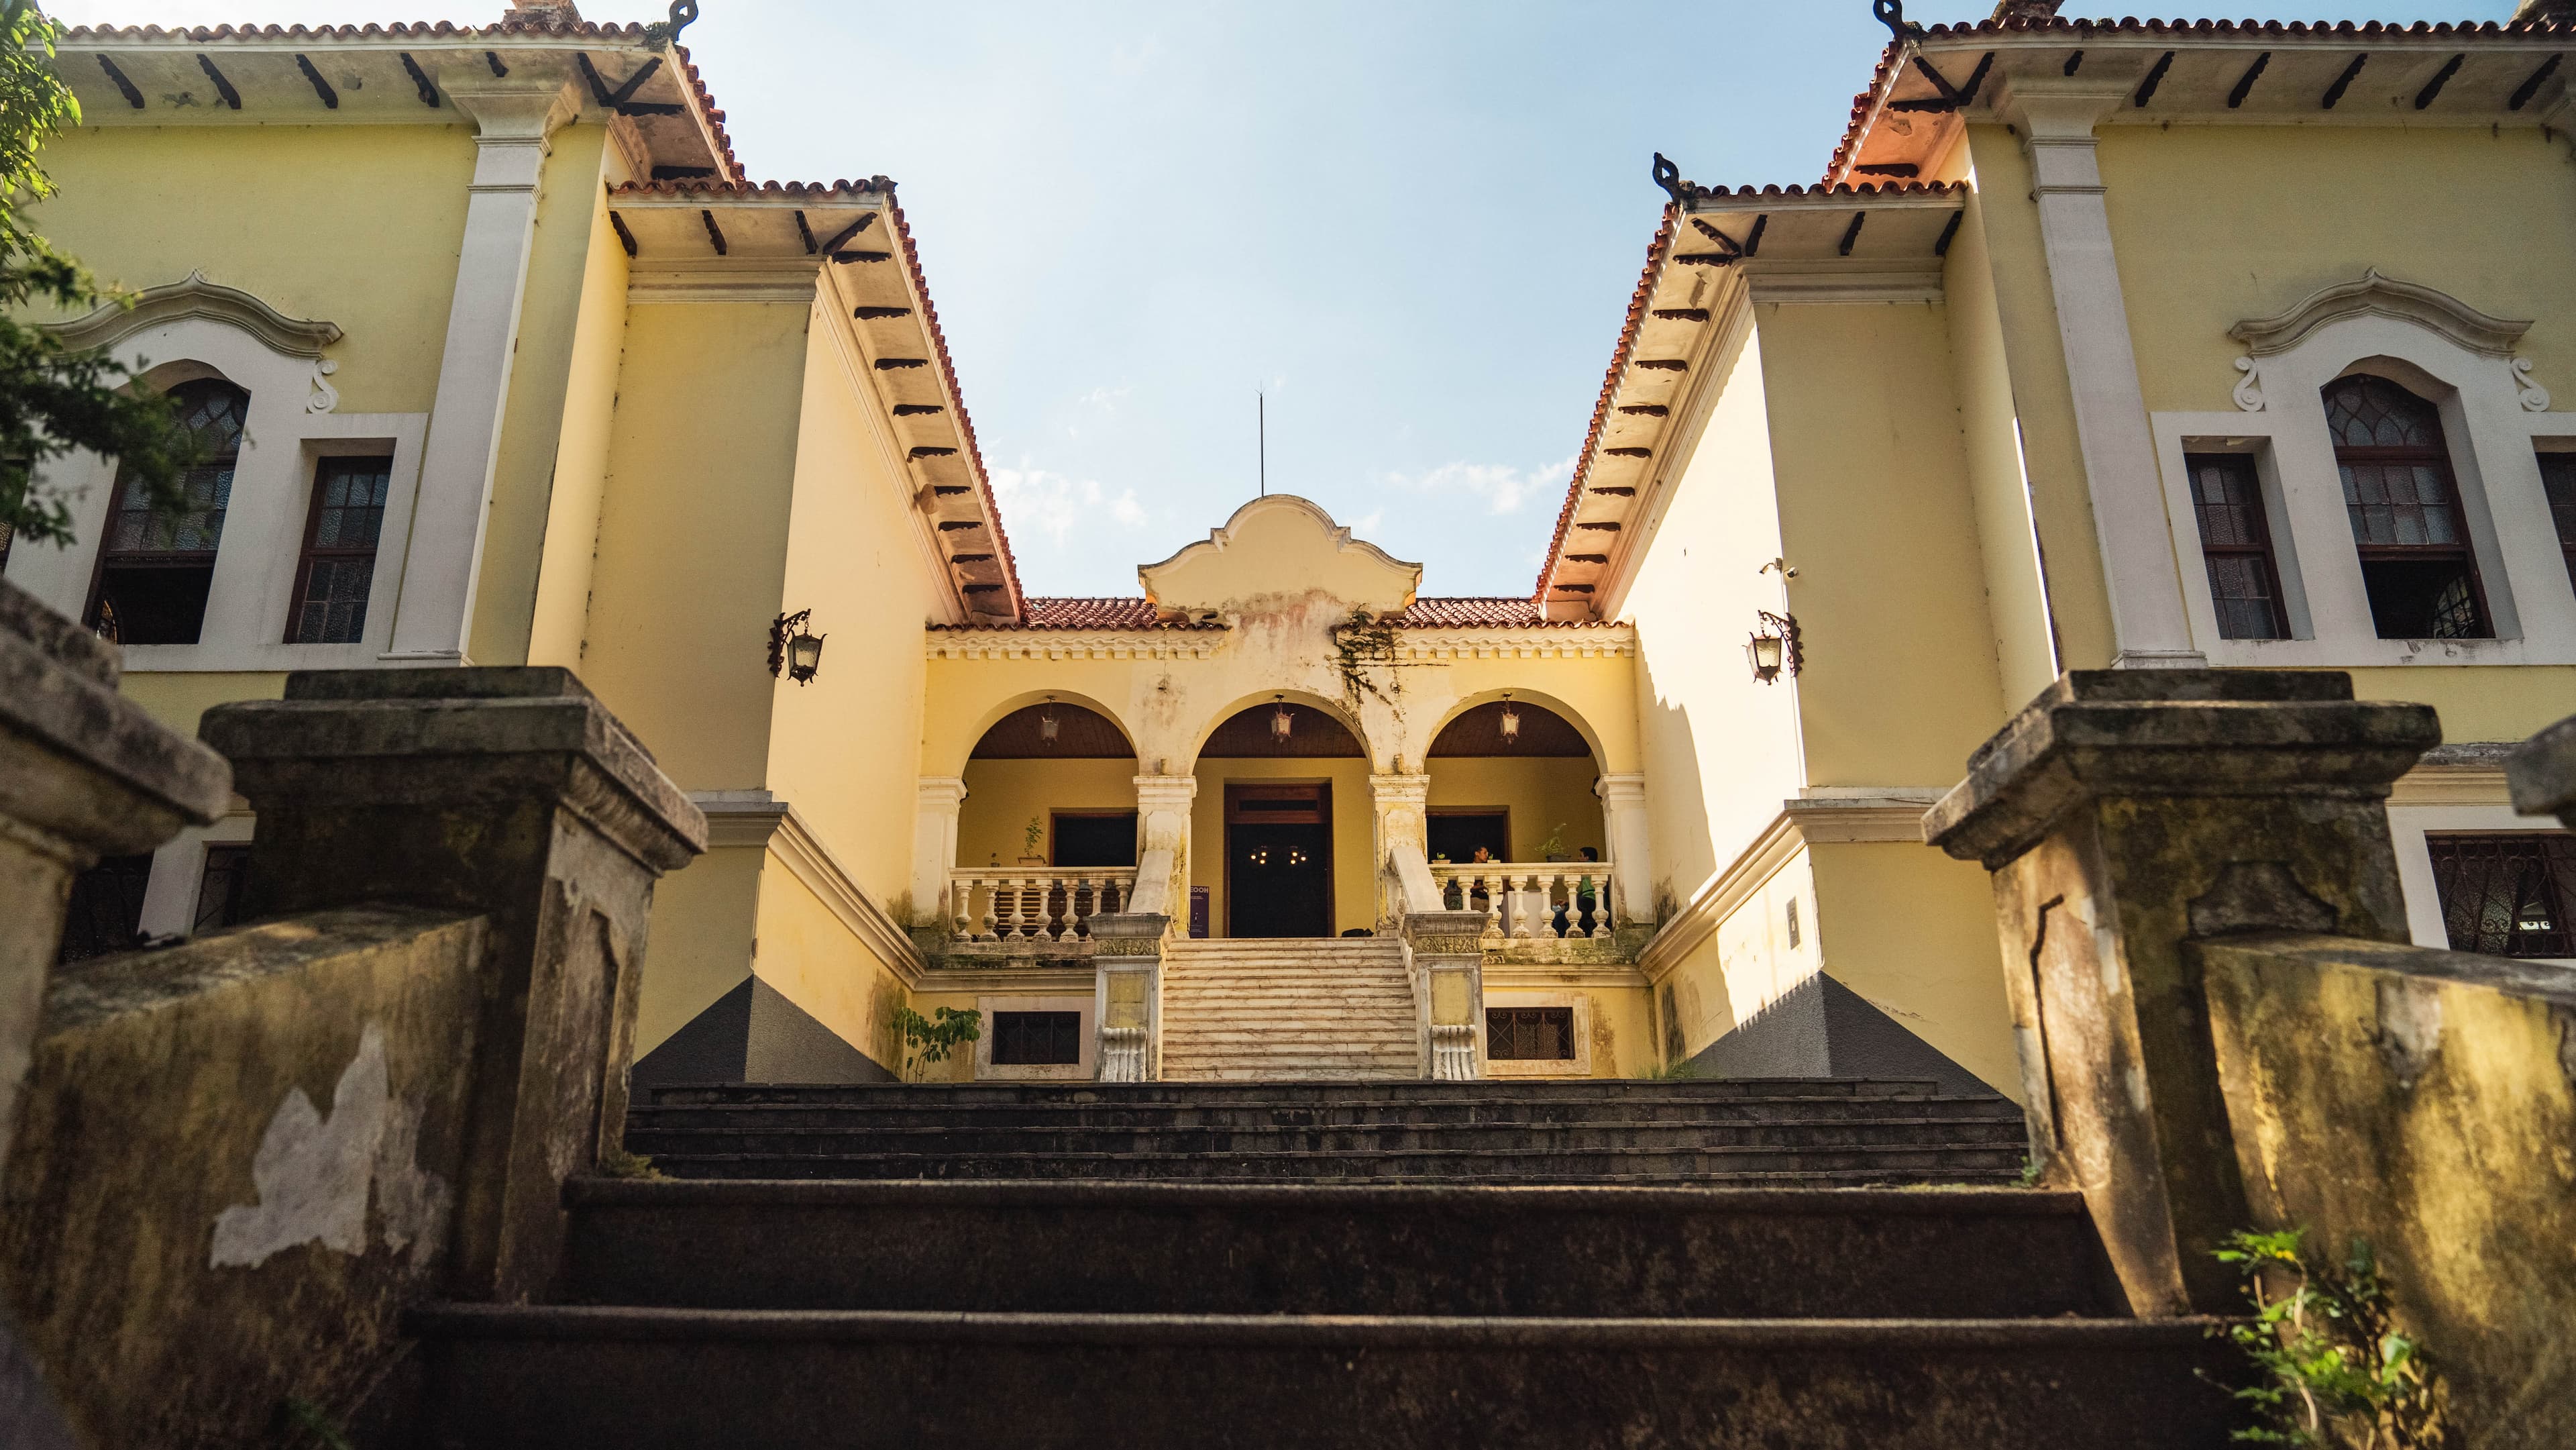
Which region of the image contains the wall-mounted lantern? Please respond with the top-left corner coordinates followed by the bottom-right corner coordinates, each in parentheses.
top-left (769, 609), bottom-right (826, 685)
top-left (1746, 609), bottom-right (1802, 684)
top-left (1498, 692), bottom-right (1522, 745)
top-left (1271, 694), bottom-right (1293, 742)
top-left (1038, 695), bottom-right (1061, 748)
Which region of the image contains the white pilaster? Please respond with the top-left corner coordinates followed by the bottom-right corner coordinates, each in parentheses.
top-left (1130, 774), bottom-right (1198, 918)
top-left (1999, 76), bottom-right (2204, 670)
top-left (384, 81), bottom-right (577, 663)
top-left (910, 777), bottom-right (969, 924)
top-left (1595, 773), bottom-right (1654, 923)
top-left (1368, 772), bottom-right (1438, 920)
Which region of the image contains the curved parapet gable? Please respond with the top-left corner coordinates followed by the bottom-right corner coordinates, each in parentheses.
top-left (1138, 494), bottom-right (1421, 619)
top-left (43, 270), bottom-right (343, 358)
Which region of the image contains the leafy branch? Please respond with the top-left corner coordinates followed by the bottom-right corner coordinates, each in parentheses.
top-left (2214, 1229), bottom-right (2453, 1449)
top-left (889, 1004), bottom-right (981, 1082)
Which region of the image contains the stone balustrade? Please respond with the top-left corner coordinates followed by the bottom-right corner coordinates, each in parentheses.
top-left (1428, 861), bottom-right (1617, 940)
top-left (949, 867), bottom-right (1136, 945)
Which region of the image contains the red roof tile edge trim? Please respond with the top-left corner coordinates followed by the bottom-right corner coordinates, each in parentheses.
top-left (608, 177), bottom-right (892, 197)
top-left (886, 187), bottom-right (1025, 621)
top-left (934, 597), bottom-right (1619, 631)
top-left (1533, 204), bottom-right (1676, 607)
top-left (1827, 17), bottom-right (2575, 185)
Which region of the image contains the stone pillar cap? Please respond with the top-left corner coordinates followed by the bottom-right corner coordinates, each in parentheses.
top-left (1923, 670), bottom-right (2438, 870)
top-left (2506, 714), bottom-right (2576, 829)
top-left (0, 580), bottom-right (231, 856)
top-left (202, 667), bottom-right (706, 872)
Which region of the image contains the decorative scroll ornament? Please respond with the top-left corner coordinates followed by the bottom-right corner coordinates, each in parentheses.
top-left (2229, 268), bottom-right (2532, 360)
top-left (2231, 357), bottom-right (2265, 413)
top-left (44, 269), bottom-right (343, 358)
top-left (307, 358), bottom-right (339, 414)
top-left (2513, 357), bottom-right (2551, 413)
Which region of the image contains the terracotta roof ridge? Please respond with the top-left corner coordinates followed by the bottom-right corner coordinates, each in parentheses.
top-left (1691, 180), bottom-right (1961, 200)
top-left (62, 19), bottom-right (651, 39)
top-left (1533, 204), bottom-right (1676, 608)
top-left (1921, 17), bottom-right (2573, 38)
top-left (882, 190), bottom-right (1024, 621)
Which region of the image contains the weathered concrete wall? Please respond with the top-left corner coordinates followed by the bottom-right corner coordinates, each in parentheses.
top-left (2200, 934), bottom-right (2576, 1449)
top-left (0, 907), bottom-right (485, 1449)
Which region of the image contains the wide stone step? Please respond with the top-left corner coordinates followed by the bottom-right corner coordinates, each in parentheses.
top-left (561, 1180), bottom-right (2104, 1317)
top-left (625, 1118), bottom-right (2028, 1161)
top-left (625, 1093), bottom-right (2023, 1133)
top-left (411, 1306), bottom-right (2237, 1449)
top-left (621, 1140), bottom-right (2027, 1183)
top-left (639, 1079), bottom-right (1967, 1106)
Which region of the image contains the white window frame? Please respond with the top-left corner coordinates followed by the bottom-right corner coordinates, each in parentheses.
top-left (2153, 309), bottom-right (2576, 667)
top-left (2386, 805), bottom-right (2575, 967)
top-left (1, 314), bottom-right (426, 671)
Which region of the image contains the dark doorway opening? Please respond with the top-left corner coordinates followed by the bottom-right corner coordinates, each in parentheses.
top-left (1052, 812), bottom-right (1137, 868)
top-left (1428, 810), bottom-right (1510, 865)
top-left (1225, 782), bottom-right (1332, 937)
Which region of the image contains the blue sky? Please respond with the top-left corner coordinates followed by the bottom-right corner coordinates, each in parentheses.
top-left (56, 0), bottom-right (2522, 597)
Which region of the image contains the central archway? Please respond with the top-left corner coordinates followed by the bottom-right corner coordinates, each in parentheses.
top-left (1192, 698), bottom-right (1369, 939)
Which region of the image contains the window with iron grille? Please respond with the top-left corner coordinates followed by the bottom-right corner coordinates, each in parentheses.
top-left (286, 456), bottom-right (392, 644)
top-left (2541, 453), bottom-right (2576, 599)
top-left (2324, 376), bottom-right (2489, 640)
top-left (56, 853), bottom-right (156, 964)
top-left (1487, 1006), bottom-right (1575, 1061)
top-left (2184, 452), bottom-right (2289, 639)
top-left (85, 378), bottom-right (247, 645)
top-left (991, 1011), bottom-right (1082, 1066)
top-left (2425, 833), bottom-right (2576, 960)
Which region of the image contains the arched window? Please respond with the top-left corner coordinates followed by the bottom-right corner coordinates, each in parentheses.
top-left (2325, 374), bottom-right (2489, 639)
top-left (85, 378), bottom-right (248, 644)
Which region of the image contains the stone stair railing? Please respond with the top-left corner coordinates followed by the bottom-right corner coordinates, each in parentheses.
top-left (947, 867), bottom-right (1136, 944)
top-left (1925, 669), bottom-right (2576, 1448)
top-left (1384, 833), bottom-right (1485, 1081)
top-left (1428, 860), bottom-right (1617, 940)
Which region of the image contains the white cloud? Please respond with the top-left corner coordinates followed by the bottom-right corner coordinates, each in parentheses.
top-left (987, 464), bottom-right (1148, 544)
top-left (1385, 454), bottom-right (1576, 517)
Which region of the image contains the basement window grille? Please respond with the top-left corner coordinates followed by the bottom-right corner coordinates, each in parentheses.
top-left (1487, 1006), bottom-right (1575, 1061)
top-left (2425, 833), bottom-right (2576, 960)
top-left (991, 1011), bottom-right (1083, 1066)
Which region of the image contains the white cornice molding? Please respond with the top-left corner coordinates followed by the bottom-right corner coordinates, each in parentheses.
top-left (926, 631), bottom-right (1228, 661)
top-left (627, 257), bottom-right (823, 305)
top-left (2231, 269), bottom-right (2532, 360)
top-left (46, 270), bottom-right (342, 357)
top-left (1743, 256), bottom-right (1945, 306)
top-left (692, 790), bottom-right (929, 987)
top-left (1389, 625), bottom-right (1637, 660)
top-left (1638, 810), bottom-right (1802, 984)
top-left (2388, 745), bottom-right (2518, 809)
top-left (1486, 962), bottom-right (1653, 990)
top-left (1784, 788), bottom-right (1953, 844)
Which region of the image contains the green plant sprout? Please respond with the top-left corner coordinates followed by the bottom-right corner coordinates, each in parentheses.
top-left (2213, 1229), bottom-right (2451, 1448)
top-left (890, 1004), bottom-right (982, 1082)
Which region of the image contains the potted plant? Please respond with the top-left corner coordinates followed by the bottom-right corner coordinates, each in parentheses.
top-left (1540, 824), bottom-right (1570, 862)
top-left (1019, 815), bottom-right (1046, 866)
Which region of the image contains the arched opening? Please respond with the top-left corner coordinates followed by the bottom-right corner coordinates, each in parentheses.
top-left (953, 700), bottom-right (1138, 943)
top-left (1193, 698), bottom-right (1368, 939)
top-left (86, 376), bottom-right (247, 644)
top-left (1424, 696), bottom-right (1610, 940)
top-left (2323, 373), bottom-right (2491, 639)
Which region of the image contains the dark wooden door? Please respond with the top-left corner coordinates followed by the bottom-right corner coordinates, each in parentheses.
top-left (1224, 783), bottom-right (1332, 938)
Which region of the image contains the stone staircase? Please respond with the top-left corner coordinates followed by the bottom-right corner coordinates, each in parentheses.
top-left (1158, 936), bottom-right (1419, 1080)
top-left (409, 1090), bottom-right (2240, 1446)
top-left (619, 1079), bottom-right (2032, 1184)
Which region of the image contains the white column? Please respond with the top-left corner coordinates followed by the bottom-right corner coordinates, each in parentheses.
top-left (1130, 774), bottom-right (1197, 919)
top-left (1999, 76), bottom-right (2204, 670)
top-left (910, 777), bottom-right (968, 925)
top-left (1595, 773), bottom-right (1653, 924)
top-left (1368, 772), bottom-right (1438, 922)
top-left (383, 81), bottom-right (577, 663)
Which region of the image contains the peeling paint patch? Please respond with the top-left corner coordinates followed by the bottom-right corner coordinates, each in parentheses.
top-left (209, 1024), bottom-right (450, 1271)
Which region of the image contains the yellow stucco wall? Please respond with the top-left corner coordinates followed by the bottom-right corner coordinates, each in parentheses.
top-left (759, 313), bottom-right (947, 909)
top-left (751, 850), bottom-right (908, 1074)
top-left (113, 670), bottom-right (287, 743)
top-left (957, 758), bottom-right (1140, 870)
top-left (1655, 846), bottom-right (1818, 1062)
top-left (30, 124), bottom-right (475, 415)
top-left (524, 168), bottom-right (635, 672)
top-left (1807, 841), bottom-right (2019, 1098)
top-left (634, 843), bottom-right (762, 1057)
top-left (1758, 300), bottom-right (2012, 788)
top-left (1423, 758), bottom-right (1605, 862)
top-left (1623, 321), bottom-right (1804, 916)
top-left (579, 301), bottom-right (804, 790)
